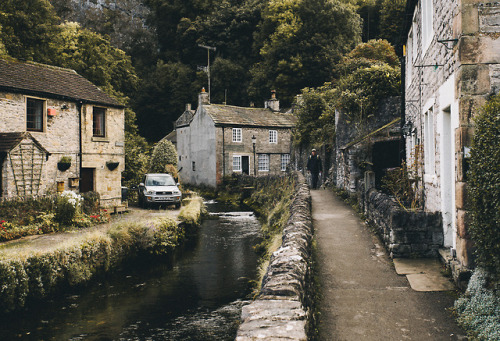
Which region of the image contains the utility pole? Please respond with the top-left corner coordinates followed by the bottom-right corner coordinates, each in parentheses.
top-left (198, 44), bottom-right (216, 102)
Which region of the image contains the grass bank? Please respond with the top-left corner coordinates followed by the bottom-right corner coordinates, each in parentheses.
top-left (0, 195), bottom-right (205, 313)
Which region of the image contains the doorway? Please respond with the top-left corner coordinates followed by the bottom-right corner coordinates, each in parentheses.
top-left (440, 107), bottom-right (455, 248)
top-left (80, 168), bottom-right (95, 193)
top-left (242, 156), bottom-right (250, 175)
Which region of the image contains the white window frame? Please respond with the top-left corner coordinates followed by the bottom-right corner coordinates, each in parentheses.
top-left (258, 154), bottom-right (269, 172)
top-left (233, 155), bottom-right (242, 172)
top-left (424, 104), bottom-right (436, 177)
top-left (421, 0), bottom-right (434, 54)
top-left (269, 130), bottom-right (278, 144)
top-left (281, 154), bottom-right (290, 171)
top-left (232, 128), bottom-right (242, 142)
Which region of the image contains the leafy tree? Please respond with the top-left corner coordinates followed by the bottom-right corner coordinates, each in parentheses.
top-left (250, 0), bottom-right (362, 106)
top-left (0, 0), bottom-right (61, 62)
top-left (355, 0), bottom-right (381, 42)
top-left (49, 22), bottom-right (138, 96)
top-left (468, 94), bottom-right (500, 278)
top-left (379, 0), bottom-right (406, 46)
top-left (294, 84), bottom-right (336, 145)
top-left (133, 61), bottom-right (200, 142)
top-left (149, 138), bottom-right (178, 173)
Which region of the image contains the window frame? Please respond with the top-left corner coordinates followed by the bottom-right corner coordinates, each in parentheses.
top-left (258, 153), bottom-right (269, 172)
top-left (281, 154), bottom-right (290, 171)
top-left (269, 130), bottom-right (278, 144)
top-left (93, 107), bottom-right (106, 137)
top-left (424, 106), bottom-right (436, 176)
top-left (421, 0), bottom-right (434, 54)
top-left (232, 128), bottom-right (242, 143)
top-left (233, 155), bottom-right (242, 172)
top-left (26, 97), bottom-right (45, 132)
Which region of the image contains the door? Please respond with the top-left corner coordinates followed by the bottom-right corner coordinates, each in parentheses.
top-left (242, 156), bottom-right (250, 175)
top-left (80, 168), bottom-right (95, 193)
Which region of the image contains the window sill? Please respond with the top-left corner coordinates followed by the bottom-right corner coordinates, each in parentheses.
top-left (92, 137), bottom-right (109, 143)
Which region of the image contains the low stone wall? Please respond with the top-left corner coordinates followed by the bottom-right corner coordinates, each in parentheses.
top-left (236, 173), bottom-right (313, 340)
top-left (364, 188), bottom-right (443, 258)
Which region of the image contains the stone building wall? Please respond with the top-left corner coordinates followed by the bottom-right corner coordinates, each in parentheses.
top-left (236, 172), bottom-right (312, 340)
top-left (218, 126), bottom-right (293, 179)
top-left (0, 92), bottom-right (125, 207)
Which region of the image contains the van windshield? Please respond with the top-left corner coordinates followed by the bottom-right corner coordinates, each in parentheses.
top-left (145, 175), bottom-right (176, 186)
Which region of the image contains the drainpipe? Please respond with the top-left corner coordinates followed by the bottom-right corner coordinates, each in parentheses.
top-left (222, 126), bottom-right (225, 180)
top-left (400, 48), bottom-right (406, 164)
top-left (77, 101), bottom-right (83, 190)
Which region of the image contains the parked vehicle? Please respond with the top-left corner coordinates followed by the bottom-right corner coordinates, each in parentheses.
top-left (138, 173), bottom-right (182, 209)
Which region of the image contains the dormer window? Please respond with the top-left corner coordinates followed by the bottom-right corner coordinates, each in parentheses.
top-left (93, 107), bottom-right (106, 137)
top-left (26, 98), bottom-right (44, 132)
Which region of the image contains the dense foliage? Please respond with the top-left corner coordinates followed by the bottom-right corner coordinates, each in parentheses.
top-left (468, 93), bottom-right (500, 278)
top-left (149, 138), bottom-right (178, 173)
top-left (294, 39), bottom-right (400, 146)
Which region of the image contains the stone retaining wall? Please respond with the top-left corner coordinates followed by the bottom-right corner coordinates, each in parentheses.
top-left (363, 188), bottom-right (443, 258)
top-left (236, 173), bottom-right (313, 340)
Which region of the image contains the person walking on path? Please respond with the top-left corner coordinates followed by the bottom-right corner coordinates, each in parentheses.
top-left (312, 189), bottom-right (466, 340)
top-left (307, 149), bottom-right (322, 189)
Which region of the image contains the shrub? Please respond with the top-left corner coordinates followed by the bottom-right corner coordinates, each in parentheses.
top-left (149, 137), bottom-right (177, 173)
top-left (148, 217), bottom-right (184, 256)
top-left (178, 196), bottom-right (205, 226)
top-left (81, 191), bottom-right (100, 215)
top-left (55, 191), bottom-right (83, 226)
top-left (468, 94), bottom-right (500, 278)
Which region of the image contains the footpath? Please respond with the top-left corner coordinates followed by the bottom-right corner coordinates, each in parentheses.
top-left (312, 189), bottom-right (467, 340)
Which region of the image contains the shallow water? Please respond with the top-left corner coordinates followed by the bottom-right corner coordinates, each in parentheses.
top-left (0, 204), bottom-right (261, 340)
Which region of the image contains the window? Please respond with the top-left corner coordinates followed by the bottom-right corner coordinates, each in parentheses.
top-left (424, 107), bottom-right (435, 175)
top-left (93, 107), bottom-right (106, 137)
top-left (192, 161), bottom-right (196, 171)
top-left (258, 154), bottom-right (269, 172)
top-left (421, 0), bottom-right (434, 53)
top-left (232, 128), bottom-right (242, 142)
top-left (233, 155), bottom-right (242, 172)
top-left (26, 98), bottom-right (44, 132)
top-left (406, 29), bottom-right (414, 89)
top-left (281, 154), bottom-right (290, 171)
top-left (269, 130), bottom-right (277, 144)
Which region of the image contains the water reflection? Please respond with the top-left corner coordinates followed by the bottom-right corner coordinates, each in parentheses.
top-left (0, 203), bottom-right (261, 340)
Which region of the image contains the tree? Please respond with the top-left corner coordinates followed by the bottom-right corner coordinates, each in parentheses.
top-left (250, 0), bottom-right (362, 106)
top-left (0, 0), bottom-right (61, 62)
top-left (49, 22), bottom-right (139, 97)
top-left (149, 138), bottom-right (178, 173)
top-left (133, 61), bottom-right (200, 142)
top-left (379, 0), bottom-right (406, 46)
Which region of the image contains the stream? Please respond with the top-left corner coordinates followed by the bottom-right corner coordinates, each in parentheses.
top-left (0, 202), bottom-right (262, 340)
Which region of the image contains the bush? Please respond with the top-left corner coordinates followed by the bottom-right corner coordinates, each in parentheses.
top-left (468, 94), bottom-right (500, 277)
top-left (149, 137), bottom-right (177, 173)
top-left (54, 191), bottom-right (83, 226)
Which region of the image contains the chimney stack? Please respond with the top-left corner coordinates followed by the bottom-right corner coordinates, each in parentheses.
top-left (199, 87), bottom-right (210, 106)
top-left (264, 90), bottom-right (280, 111)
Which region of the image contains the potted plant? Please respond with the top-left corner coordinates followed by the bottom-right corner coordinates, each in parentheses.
top-left (57, 156), bottom-right (72, 171)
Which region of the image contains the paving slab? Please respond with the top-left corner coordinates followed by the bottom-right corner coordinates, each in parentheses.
top-left (394, 258), bottom-right (455, 291)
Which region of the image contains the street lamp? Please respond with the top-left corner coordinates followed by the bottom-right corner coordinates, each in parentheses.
top-left (252, 135), bottom-right (256, 176)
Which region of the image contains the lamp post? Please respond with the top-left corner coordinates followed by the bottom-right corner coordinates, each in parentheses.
top-left (252, 135), bottom-right (256, 176)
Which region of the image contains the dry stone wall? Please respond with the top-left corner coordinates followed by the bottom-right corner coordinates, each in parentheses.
top-left (236, 173), bottom-right (313, 340)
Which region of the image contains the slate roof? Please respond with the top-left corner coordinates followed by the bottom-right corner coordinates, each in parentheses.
top-left (204, 104), bottom-right (296, 128)
top-left (0, 132), bottom-right (49, 154)
top-left (0, 59), bottom-right (123, 108)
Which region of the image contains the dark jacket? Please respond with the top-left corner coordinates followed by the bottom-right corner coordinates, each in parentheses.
top-left (307, 154), bottom-right (322, 173)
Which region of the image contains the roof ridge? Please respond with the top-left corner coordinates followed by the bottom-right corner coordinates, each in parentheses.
top-left (26, 61), bottom-right (78, 74)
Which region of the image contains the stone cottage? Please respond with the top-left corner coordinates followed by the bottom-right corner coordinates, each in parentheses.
top-left (0, 59), bottom-right (125, 207)
top-left (403, 0), bottom-right (500, 271)
top-left (175, 90), bottom-right (296, 187)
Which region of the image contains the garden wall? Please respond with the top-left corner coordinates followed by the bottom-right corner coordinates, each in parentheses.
top-left (363, 188), bottom-right (443, 258)
top-left (236, 173), bottom-right (313, 340)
